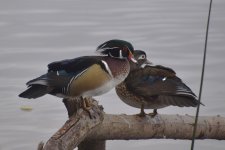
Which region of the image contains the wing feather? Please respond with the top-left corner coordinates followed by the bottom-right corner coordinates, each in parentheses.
top-left (125, 65), bottom-right (199, 107)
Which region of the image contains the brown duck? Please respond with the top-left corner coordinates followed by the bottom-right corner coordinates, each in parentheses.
top-left (116, 50), bottom-right (201, 116)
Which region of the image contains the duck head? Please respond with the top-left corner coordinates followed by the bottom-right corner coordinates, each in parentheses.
top-left (130, 50), bottom-right (152, 70)
top-left (96, 39), bottom-right (137, 63)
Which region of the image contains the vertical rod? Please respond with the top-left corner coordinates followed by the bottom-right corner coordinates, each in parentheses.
top-left (191, 0), bottom-right (213, 149)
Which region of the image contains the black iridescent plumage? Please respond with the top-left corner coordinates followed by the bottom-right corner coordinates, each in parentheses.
top-left (116, 50), bottom-right (201, 116)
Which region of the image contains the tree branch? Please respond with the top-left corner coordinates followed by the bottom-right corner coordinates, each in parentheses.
top-left (87, 114), bottom-right (225, 140)
top-left (38, 98), bottom-right (225, 150)
top-left (40, 99), bottom-right (104, 150)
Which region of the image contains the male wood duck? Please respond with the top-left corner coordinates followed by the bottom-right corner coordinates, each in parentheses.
top-left (19, 39), bottom-right (137, 114)
top-left (116, 50), bottom-right (201, 117)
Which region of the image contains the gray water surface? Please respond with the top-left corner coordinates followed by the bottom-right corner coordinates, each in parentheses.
top-left (1, 0), bottom-right (225, 149)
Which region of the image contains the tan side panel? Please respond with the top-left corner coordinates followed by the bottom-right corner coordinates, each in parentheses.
top-left (69, 64), bottom-right (111, 96)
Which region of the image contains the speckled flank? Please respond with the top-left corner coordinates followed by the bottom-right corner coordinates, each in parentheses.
top-left (116, 82), bottom-right (144, 109)
top-left (116, 82), bottom-right (172, 109)
top-left (69, 64), bottom-right (111, 97)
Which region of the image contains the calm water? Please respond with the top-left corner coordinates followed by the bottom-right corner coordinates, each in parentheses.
top-left (0, 0), bottom-right (225, 149)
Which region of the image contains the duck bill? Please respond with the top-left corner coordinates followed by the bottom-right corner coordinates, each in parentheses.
top-left (140, 58), bottom-right (153, 68)
top-left (144, 59), bottom-right (152, 65)
top-left (128, 51), bottom-right (138, 63)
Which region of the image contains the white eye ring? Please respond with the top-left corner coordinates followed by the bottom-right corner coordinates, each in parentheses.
top-left (138, 54), bottom-right (146, 60)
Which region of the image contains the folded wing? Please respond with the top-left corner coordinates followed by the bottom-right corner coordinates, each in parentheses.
top-left (19, 56), bottom-right (102, 99)
top-left (126, 64), bottom-right (200, 107)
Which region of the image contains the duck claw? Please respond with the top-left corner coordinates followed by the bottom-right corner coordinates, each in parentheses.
top-left (136, 112), bottom-right (147, 117)
top-left (136, 104), bottom-right (147, 117)
top-left (81, 97), bottom-right (94, 119)
top-left (148, 109), bottom-right (157, 118)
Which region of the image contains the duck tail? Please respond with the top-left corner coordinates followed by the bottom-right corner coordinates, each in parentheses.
top-left (19, 84), bottom-right (51, 99)
top-left (19, 73), bottom-right (54, 99)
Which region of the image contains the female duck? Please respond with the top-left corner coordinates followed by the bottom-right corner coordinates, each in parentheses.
top-left (116, 50), bottom-right (201, 117)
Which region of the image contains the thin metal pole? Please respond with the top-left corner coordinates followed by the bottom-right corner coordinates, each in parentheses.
top-left (191, 0), bottom-right (213, 149)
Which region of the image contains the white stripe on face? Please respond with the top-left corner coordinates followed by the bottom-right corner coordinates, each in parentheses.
top-left (119, 50), bottom-right (123, 58)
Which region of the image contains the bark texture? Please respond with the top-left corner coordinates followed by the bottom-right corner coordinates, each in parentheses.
top-left (38, 98), bottom-right (225, 150)
top-left (40, 99), bottom-right (104, 150)
top-left (88, 114), bottom-right (225, 140)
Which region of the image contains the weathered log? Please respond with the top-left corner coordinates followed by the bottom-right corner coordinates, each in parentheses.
top-left (39, 98), bottom-right (104, 150)
top-left (87, 114), bottom-right (225, 140)
top-left (38, 98), bottom-right (225, 150)
top-left (63, 98), bottom-right (106, 150)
